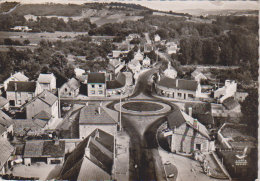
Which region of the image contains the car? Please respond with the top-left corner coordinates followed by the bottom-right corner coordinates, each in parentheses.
top-left (167, 174), bottom-right (175, 178)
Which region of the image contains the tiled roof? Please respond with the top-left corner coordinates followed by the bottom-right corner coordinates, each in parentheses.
top-left (167, 109), bottom-right (210, 139)
top-left (109, 59), bottom-right (121, 68)
top-left (33, 119), bottom-right (48, 128)
top-left (24, 90), bottom-right (57, 108)
top-left (12, 72), bottom-right (29, 81)
top-left (0, 125), bottom-right (7, 135)
top-left (222, 97), bottom-right (240, 110)
top-left (23, 140), bottom-right (44, 157)
top-left (6, 81), bottom-right (36, 92)
top-left (37, 73), bottom-right (55, 83)
top-left (24, 140), bottom-right (65, 158)
top-left (13, 119), bottom-right (42, 136)
top-left (33, 110), bottom-right (52, 120)
top-left (79, 105), bottom-right (117, 125)
top-left (0, 110), bottom-right (13, 128)
top-left (0, 139), bottom-right (15, 170)
top-left (59, 129), bottom-right (114, 180)
top-left (106, 73), bottom-right (126, 89)
top-left (0, 96), bottom-right (8, 108)
top-left (157, 77), bottom-right (198, 91)
top-left (87, 73), bottom-right (106, 84)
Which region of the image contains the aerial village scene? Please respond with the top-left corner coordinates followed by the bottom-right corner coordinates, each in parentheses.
top-left (0, 1), bottom-right (258, 181)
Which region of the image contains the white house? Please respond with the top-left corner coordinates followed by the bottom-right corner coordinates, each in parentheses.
top-left (166, 42), bottom-right (179, 54)
top-left (154, 34), bottom-right (161, 42)
top-left (191, 69), bottom-right (207, 82)
top-left (4, 72), bottom-right (29, 90)
top-left (163, 62), bottom-right (178, 79)
top-left (142, 56), bottom-right (151, 68)
top-left (37, 73), bottom-right (56, 92)
top-left (10, 26), bottom-right (32, 32)
top-left (214, 80), bottom-right (237, 103)
top-left (79, 104), bottom-right (117, 139)
top-left (74, 68), bottom-right (85, 79)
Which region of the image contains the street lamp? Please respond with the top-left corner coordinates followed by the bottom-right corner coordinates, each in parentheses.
top-left (119, 92), bottom-right (122, 132)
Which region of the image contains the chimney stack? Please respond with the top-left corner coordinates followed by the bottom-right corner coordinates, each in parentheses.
top-left (14, 83), bottom-right (17, 91)
top-left (176, 79), bottom-right (179, 87)
top-left (98, 107), bottom-right (101, 114)
top-left (188, 107), bottom-right (192, 116)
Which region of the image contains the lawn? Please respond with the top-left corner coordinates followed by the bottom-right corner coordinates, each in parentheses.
top-left (122, 101), bottom-right (163, 112)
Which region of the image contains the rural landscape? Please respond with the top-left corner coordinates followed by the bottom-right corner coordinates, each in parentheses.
top-left (0, 1), bottom-right (258, 181)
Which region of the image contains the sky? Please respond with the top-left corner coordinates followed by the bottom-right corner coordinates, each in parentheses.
top-left (3, 0), bottom-right (259, 12)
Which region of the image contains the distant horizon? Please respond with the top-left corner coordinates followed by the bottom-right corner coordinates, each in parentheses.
top-left (2, 0), bottom-right (259, 13)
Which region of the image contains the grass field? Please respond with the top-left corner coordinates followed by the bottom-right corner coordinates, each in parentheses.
top-left (0, 31), bottom-right (89, 44)
top-left (122, 102), bottom-right (163, 112)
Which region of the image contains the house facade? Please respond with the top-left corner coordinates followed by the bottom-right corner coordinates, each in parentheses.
top-left (87, 73), bottom-right (106, 97)
top-left (142, 56), bottom-right (151, 68)
top-left (191, 69), bottom-right (207, 82)
top-left (6, 81), bottom-right (41, 107)
top-left (214, 80), bottom-right (237, 103)
top-left (163, 62), bottom-right (178, 79)
top-left (79, 105), bottom-right (117, 139)
top-left (59, 78), bottom-right (80, 98)
top-left (24, 90), bottom-right (58, 121)
top-left (4, 72), bottom-right (29, 90)
top-left (166, 110), bottom-right (212, 153)
top-left (155, 77), bottom-right (201, 100)
top-left (37, 73), bottom-right (56, 91)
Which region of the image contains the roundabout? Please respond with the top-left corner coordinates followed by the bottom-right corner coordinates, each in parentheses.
top-left (114, 100), bottom-right (172, 115)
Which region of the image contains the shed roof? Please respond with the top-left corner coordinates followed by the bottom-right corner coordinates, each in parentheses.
top-left (222, 97), bottom-right (240, 110)
top-left (6, 81), bottom-right (36, 92)
top-left (87, 73), bottom-right (106, 84)
top-left (0, 110), bottom-right (13, 128)
top-left (157, 77), bottom-right (198, 91)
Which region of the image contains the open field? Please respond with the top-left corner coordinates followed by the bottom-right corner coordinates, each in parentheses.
top-left (0, 31), bottom-right (89, 44)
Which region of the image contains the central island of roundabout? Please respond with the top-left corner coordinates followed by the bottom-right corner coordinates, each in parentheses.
top-left (114, 100), bottom-right (172, 115)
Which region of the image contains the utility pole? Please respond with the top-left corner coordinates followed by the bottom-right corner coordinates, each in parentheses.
top-left (119, 93), bottom-right (122, 131)
top-left (58, 88), bottom-right (61, 118)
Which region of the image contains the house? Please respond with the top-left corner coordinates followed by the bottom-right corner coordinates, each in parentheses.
top-left (87, 73), bottom-right (106, 97)
top-left (133, 49), bottom-right (144, 62)
top-left (106, 72), bottom-right (126, 96)
top-left (58, 129), bottom-right (114, 180)
top-left (191, 69), bottom-right (207, 82)
top-left (0, 96), bottom-right (9, 110)
top-left (185, 102), bottom-right (215, 129)
top-left (155, 76), bottom-right (201, 99)
top-left (59, 78), bottom-right (80, 98)
top-left (142, 56), bottom-right (151, 68)
top-left (128, 58), bottom-right (141, 73)
top-left (6, 81), bottom-right (41, 107)
top-left (214, 80), bottom-right (237, 103)
top-left (74, 68), bottom-right (85, 79)
top-left (217, 123), bottom-right (257, 179)
top-left (37, 73), bottom-right (56, 91)
top-left (79, 104), bottom-right (117, 139)
top-left (0, 138), bottom-right (15, 174)
top-left (166, 109), bottom-right (213, 153)
top-left (163, 62), bottom-right (178, 79)
top-left (24, 90), bottom-right (58, 122)
top-left (0, 110), bottom-right (14, 139)
top-left (10, 26), bottom-right (32, 32)
top-left (23, 140), bottom-right (65, 165)
top-left (154, 34), bottom-right (161, 42)
top-left (107, 59), bottom-right (125, 74)
top-left (123, 72), bottom-right (133, 86)
top-left (4, 72), bottom-right (29, 90)
top-left (166, 42), bottom-right (178, 54)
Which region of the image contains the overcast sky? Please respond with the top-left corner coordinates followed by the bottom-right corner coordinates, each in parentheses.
top-left (4, 0), bottom-right (259, 12)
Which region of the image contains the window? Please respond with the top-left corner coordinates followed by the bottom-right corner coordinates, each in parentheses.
top-left (99, 85), bottom-right (103, 88)
top-left (188, 94), bottom-right (194, 98)
top-left (178, 93), bottom-right (182, 97)
top-left (91, 90), bottom-right (95, 94)
top-left (65, 88), bottom-right (67, 92)
top-left (195, 144), bottom-right (201, 150)
top-left (98, 90), bottom-right (103, 95)
top-left (17, 100), bottom-right (22, 105)
top-left (9, 100), bottom-right (15, 106)
top-left (91, 85), bottom-right (95, 88)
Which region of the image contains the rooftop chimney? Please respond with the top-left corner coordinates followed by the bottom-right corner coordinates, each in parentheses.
top-left (85, 137), bottom-right (92, 158)
top-left (176, 79), bottom-right (179, 87)
top-left (188, 107), bottom-right (192, 116)
top-left (98, 107), bottom-right (101, 115)
top-left (54, 140), bottom-right (59, 146)
top-left (14, 83), bottom-right (17, 91)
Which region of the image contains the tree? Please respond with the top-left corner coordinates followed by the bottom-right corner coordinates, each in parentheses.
top-left (23, 39), bottom-right (30, 45)
top-left (240, 88), bottom-right (258, 137)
